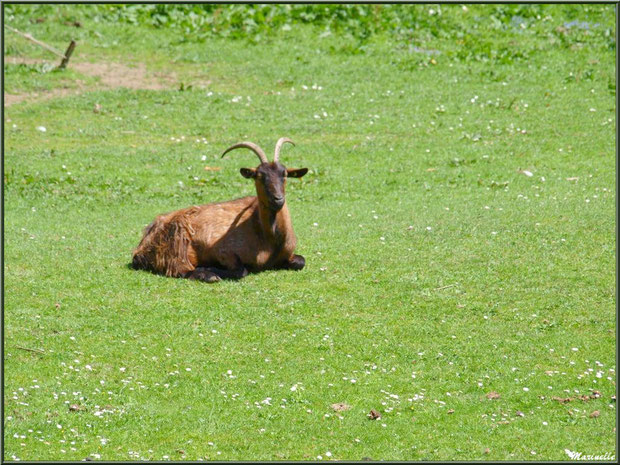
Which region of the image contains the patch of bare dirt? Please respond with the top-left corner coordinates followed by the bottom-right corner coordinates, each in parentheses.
top-left (4, 57), bottom-right (179, 107)
top-left (71, 61), bottom-right (175, 90)
top-left (331, 402), bottom-right (351, 412)
top-left (5, 88), bottom-right (84, 106)
top-left (5, 94), bottom-right (28, 106)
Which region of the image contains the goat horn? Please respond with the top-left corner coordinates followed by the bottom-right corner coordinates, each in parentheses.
top-left (221, 142), bottom-right (268, 164)
top-left (273, 137), bottom-right (295, 163)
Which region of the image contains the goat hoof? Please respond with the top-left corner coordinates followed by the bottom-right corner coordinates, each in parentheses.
top-left (205, 274), bottom-right (221, 283)
top-left (289, 255), bottom-right (305, 271)
top-left (188, 269), bottom-right (221, 283)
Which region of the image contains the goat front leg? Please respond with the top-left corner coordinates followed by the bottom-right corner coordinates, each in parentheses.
top-left (183, 267), bottom-right (221, 283)
top-left (205, 254), bottom-right (249, 280)
top-left (281, 254), bottom-right (305, 271)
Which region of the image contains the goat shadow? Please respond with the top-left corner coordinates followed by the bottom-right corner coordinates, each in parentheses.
top-left (125, 261), bottom-right (284, 281)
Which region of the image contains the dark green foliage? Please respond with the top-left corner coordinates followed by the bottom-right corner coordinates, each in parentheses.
top-left (5, 3), bottom-right (615, 53)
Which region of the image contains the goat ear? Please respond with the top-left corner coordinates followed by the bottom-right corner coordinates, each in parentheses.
top-left (287, 168), bottom-right (308, 178)
top-left (240, 168), bottom-right (257, 179)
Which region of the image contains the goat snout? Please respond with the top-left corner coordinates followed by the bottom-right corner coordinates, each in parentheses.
top-left (271, 196), bottom-right (285, 209)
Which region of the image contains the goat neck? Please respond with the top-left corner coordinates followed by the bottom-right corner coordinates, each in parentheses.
top-left (256, 197), bottom-right (294, 245)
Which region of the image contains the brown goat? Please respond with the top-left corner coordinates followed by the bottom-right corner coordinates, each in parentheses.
top-left (131, 138), bottom-right (308, 282)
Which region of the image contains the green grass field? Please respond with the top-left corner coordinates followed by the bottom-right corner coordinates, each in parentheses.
top-left (3, 4), bottom-right (616, 461)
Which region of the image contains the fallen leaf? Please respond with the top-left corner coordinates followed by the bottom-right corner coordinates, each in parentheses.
top-left (426, 168), bottom-right (436, 172)
top-left (590, 410), bottom-right (600, 418)
top-left (552, 393), bottom-right (600, 403)
top-left (69, 404), bottom-right (83, 412)
top-left (486, 391), bottom-right (501, 400)
top-left (368, 409), bottom-right (381, 420)
top-left (484, 448), bottom-right (490, 454)
top-left (93, 103), bottom-right (102, 113)
top-left (515, 411), bottom-right (525, 417)
top-left (566, 177), bottom-right (579, 181)
top-left (447, 409), bottom-right (455, 414)
top-left (331, 403), bottom-right (351, 412)
top-left (204, 166), bottom-right (221, 171)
